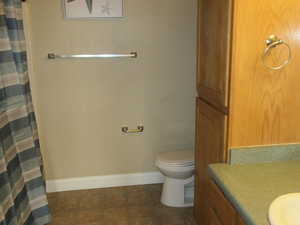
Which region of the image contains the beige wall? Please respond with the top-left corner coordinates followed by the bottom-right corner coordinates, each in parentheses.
top-left (25, 0), bottom-right (197, 180)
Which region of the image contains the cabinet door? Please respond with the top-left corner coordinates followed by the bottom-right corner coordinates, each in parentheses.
top-left (197, 0), bottom-right (233, 111)
top-left (237, 216), bottom-right (247, 225)
top-left (194, 98), bottom-right (227, 225)
top-left (208, 180), bottom-right (237, 225)
top-left (229, 0), bottom-right (300, 147)
top-left (208, 208), bottom-right (223, 225)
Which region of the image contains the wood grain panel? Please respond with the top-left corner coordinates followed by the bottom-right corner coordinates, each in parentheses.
top-left (229, 0), bottom-right (300, 147)
top-left (208, 180), bottom-right (237, 225)
top-left (197, 0), bottom-right (233, 110)
top-left (194, 98), bottom-right (227, 225)
top-left (237, 216), bottom-right (248, 225)
top-left (208, 208), bottom-right (223, 225)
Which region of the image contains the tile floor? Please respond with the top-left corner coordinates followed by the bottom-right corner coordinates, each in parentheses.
top-left (47, 184), bottom-right (197, 225)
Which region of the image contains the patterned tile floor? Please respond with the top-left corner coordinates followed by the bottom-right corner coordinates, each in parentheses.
top-left (47, 184), bottom-right (197, 225)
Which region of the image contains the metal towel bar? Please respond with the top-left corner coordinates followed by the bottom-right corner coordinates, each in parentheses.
top-left (121, 126), bottom-right (144, 134)
top-left (48, 52), bottom-right (138, 59)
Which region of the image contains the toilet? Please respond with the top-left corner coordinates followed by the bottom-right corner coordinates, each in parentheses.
top-left (155, 150), bottom-right (195, 207)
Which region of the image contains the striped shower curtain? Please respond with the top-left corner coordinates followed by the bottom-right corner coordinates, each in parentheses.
top-left (0, 0), bottom-right (51, 225)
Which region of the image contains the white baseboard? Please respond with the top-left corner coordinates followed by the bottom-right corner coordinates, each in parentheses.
top-left (46, 171), bottom-right (164, 193)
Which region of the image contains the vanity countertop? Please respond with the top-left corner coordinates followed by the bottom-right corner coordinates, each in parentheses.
top-left (209, 160), bottom-right (300, 225)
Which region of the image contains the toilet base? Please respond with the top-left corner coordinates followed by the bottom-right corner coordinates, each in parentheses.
top-left (161, 176), bottom-right (194, 207)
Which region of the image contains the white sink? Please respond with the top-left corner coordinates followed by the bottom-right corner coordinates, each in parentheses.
top-left (269, 193), bottom-right (300, 225)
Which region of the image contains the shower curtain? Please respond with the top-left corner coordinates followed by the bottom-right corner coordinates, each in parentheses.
top-left (0, 0), bottom-right (50, 225)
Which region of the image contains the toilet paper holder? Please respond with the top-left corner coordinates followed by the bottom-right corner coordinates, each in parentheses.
top-left (121, 125), bottom-right (144, 134)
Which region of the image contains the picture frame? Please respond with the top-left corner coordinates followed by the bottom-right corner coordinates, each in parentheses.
top-left (63, 0), bottom-right (123, 19)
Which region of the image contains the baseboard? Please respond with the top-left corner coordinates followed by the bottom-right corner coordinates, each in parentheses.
top-left (46, 171), bottom-right (164, 193)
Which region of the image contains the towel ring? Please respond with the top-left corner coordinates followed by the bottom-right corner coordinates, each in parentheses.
top-left (262, 35), bottom-right (291, 70)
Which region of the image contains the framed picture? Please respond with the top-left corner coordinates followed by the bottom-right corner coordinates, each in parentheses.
top-left (63, 0), bottom-right (123, 19)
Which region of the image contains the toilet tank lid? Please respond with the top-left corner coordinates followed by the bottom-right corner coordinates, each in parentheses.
top-left (156, 150), bottom-right (194, 165)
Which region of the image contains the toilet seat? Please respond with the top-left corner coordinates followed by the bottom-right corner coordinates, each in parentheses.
top-left (156, 150), bottom-right (194, 167)
top-left (156, 159), bottom-right (194, 168)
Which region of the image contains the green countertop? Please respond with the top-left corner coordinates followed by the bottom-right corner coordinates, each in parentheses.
top-left (208, 161), bottom-right (300, 225)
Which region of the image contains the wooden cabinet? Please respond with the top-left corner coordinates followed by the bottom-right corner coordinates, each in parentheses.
top-left (197, 0), bottom-right (232, 111)
top-left (237, 216), bottom-right (248, 225)
top-left (208, 208), bottom-right (223, 225)
top-left (196, 0), bottom-right (300, 148)
top-left (195, 0), bottom-right (300, 225)
top-left (229, 0), bottom-right (300, 147)
top-left (194, 98), bottom-right (227, 225)
top-left (208, 180), bottom-right (236, 225)
top-left (207, 179), bottom-right (247, 225)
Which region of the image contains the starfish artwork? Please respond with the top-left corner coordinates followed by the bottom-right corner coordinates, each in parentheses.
top-left (65, 0), bottom-right (122, 18)
top-left (101, 1), bottom-right (112, 15)
top-left (67, 0), bottom-right (93, 14)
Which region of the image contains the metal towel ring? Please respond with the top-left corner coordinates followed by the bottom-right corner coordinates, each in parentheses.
top-left (262, 35), bottom-right (292, 70)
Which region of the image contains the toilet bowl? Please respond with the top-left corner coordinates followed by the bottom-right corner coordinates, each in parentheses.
top-left (155, 150), bottom-right (195, 207)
